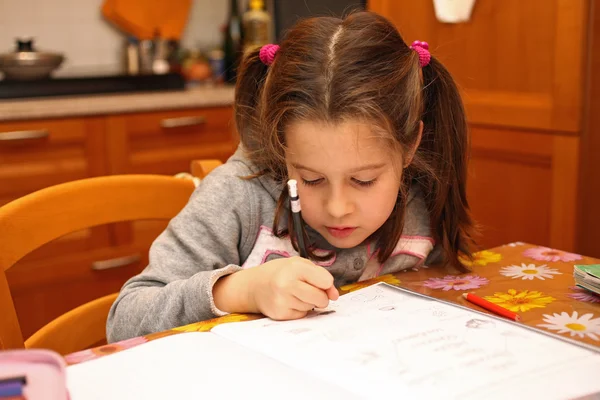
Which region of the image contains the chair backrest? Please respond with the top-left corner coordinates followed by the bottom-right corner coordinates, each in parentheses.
top-left (0, 160), bottom-right (222, 353)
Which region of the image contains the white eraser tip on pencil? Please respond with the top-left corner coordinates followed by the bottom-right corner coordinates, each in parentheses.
top-left (287, 179), bottom-right (298, 197)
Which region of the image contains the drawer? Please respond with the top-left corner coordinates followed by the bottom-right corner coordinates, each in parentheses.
top-left (125, 106), bottom-right (234, 140)
top-left (112, 106), bottom-right (237, 175)
top-left (0, 117), bottom-right (105, 205)
top-left (6, 243), bottom-right (149, 339)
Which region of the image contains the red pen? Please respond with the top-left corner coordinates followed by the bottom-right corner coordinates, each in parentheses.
top-left (462, 292), bottom-right (521, 322)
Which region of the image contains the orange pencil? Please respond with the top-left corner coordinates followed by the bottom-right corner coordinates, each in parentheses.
top-left (462, 292), bottom-right (521, 322)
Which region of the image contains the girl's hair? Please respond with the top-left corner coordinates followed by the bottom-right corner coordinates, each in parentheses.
top-left (235, 11), bottom-right (476, 272)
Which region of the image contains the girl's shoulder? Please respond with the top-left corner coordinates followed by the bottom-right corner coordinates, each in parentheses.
top-left (190, 146), bottom-right (282, 208)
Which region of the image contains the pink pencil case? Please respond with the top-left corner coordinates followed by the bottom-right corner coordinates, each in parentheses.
top-left (0, 349), bottom-right (69, 399)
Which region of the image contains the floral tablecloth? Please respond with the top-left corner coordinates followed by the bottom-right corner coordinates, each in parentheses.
top-left (65, 242), bottom-right (600, 365)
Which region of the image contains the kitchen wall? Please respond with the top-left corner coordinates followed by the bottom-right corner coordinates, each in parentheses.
top-left (0, 0), bottom-right (247, 74)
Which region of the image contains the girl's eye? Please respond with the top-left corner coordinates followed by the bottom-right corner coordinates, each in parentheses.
top-left (302, 178), bottom-right (324, 186)
top-left (352, 178), bottom-right (377, 187)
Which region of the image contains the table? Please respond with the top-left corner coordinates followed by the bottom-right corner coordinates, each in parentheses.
top-left (64, 242), bottom-right (600, 365)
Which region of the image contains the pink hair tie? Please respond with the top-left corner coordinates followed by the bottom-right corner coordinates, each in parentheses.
top-left (259, 44), bottom-right (279, 66)
top-left (410, 40), bottom-right (431, 67)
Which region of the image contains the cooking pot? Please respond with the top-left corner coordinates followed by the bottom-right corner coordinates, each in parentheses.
top-left (0, 38), bottom-right (65, 80)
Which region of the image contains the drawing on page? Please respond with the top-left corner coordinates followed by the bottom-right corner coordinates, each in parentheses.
top-left (344, 341), bottom-right (412, 378)
top-left (461, 318), bottom-right (520, 359)
top-left (411, 304), bottom-right (451, 319)
top-left (385, 316), bottom-right (516, 373)
top-left (379, 305), bottom-right (396, 311)
top-left (463, 318), bottom-right (497, 345)
top-left (350, 289), bottom-right (384, 303)
top-left (465, 318), bottom-right (496, 329)
top-left (426, 304), bottom-right (449, 318)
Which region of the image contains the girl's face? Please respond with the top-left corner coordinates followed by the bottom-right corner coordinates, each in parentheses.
top-left (285, 119), bottom-right (403, 249)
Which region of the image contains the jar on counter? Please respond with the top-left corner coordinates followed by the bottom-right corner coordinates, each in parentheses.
top-left (208, 49), bottom-right (225, 83)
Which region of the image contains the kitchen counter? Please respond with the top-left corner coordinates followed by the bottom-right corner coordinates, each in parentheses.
top-left (0, 85), bottom-right (235, 122)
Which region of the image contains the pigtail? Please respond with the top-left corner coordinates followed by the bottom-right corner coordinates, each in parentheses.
top-left (418, 56), bottom-right (477, 271)
top-left (234, 49), bottom-right (270, 152)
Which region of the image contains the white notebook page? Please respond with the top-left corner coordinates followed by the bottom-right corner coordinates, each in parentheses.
top-left (212, 283), bottom-right (600, 399)
top-left (66, 332), bottom-right (358, 400)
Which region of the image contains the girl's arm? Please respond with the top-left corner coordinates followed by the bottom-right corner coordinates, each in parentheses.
top-left (106, 163), bottom-right (256, 342)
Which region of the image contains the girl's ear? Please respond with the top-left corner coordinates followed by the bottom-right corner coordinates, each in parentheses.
top-left (404, 121), bottom-right (423, 167)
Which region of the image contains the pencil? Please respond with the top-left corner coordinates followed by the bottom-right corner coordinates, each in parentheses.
top-left (287, 179), bottom-right (308, 258)
top-left (462, 292), bottom-right (521, 322)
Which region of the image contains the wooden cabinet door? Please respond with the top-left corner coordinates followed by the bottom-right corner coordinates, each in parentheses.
top-left (369, 0), bottom-right (587, 251)
top-left (369, 0), bottom-right (589, 132)
top-left (467, 127), bottom-right (579, 251)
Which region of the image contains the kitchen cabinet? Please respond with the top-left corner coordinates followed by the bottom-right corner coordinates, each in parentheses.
top-left (370, 0), bottom-right (597, 255)
top-left (1, 105), bottom-right (237, 339)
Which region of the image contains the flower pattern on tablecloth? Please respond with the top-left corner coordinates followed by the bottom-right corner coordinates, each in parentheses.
top-left (523, 246), bottom-right (582, 263)
top-left (422, 275), bottom-right (489, 291)
top-left (568, 286), bottom-right (600, 303)
top-left (500, 263), bottom-right (562, 280)
top-left (483, 289), bottom-right (555, 312)
top-left (459, 250), bottom-right (502, 267)
top-left (340, 275), bottom-right (402, 295)
top-left (537, 311), bottom-right (600, 341)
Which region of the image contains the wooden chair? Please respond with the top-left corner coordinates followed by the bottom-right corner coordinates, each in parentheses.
top-left (0, 159), bottom-right (222, 355)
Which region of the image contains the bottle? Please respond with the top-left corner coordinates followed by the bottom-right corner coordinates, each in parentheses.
top-left (125, 37), bottom-right (139, 75)
top-left (223, 0), bottom-right (243, 84)
top-left (152, 31), bottom-right (170, 75)
top-left (242, 0), bottom-right (271, 54)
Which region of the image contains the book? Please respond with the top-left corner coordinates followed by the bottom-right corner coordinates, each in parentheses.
top-left (574, 264), bottom-right (600, 295)
top-left (66, 283), bottom-right (600, 400)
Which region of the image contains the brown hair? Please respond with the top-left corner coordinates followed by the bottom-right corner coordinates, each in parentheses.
top-left (234, 11), bottom-right (476, 272)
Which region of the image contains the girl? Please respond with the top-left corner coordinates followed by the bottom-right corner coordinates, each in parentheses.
top-left (107, 11), bottom-right (475, 342)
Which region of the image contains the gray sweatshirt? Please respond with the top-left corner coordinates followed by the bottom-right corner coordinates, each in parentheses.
top-left (106, 146), bottom-right (438, 342)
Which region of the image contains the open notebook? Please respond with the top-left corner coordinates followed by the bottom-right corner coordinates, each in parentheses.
top-left (67, 283), bottom-right (600, 400)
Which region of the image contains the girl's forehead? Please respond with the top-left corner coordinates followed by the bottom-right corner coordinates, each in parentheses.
top-left (284, 120), bottom-right (400, 169)
top-left (286, 120), bottom-right (388, 149)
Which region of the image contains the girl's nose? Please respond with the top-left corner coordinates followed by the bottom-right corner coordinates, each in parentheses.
top-left (326, 187), bottom-right (354, 219)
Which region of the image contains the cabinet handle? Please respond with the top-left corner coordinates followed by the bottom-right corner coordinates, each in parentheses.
top-left (160, 116), bottom-right (207, 129)
top-left (0, 129), bottom-right (49, 141)
top-left (91, 254), bottom-right (141, 271)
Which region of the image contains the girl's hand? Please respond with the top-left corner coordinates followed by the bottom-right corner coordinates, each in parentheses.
top-left (249, 256), bottom-right (339, 320)
top-left (212, 257), bottom-right (339, 320)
